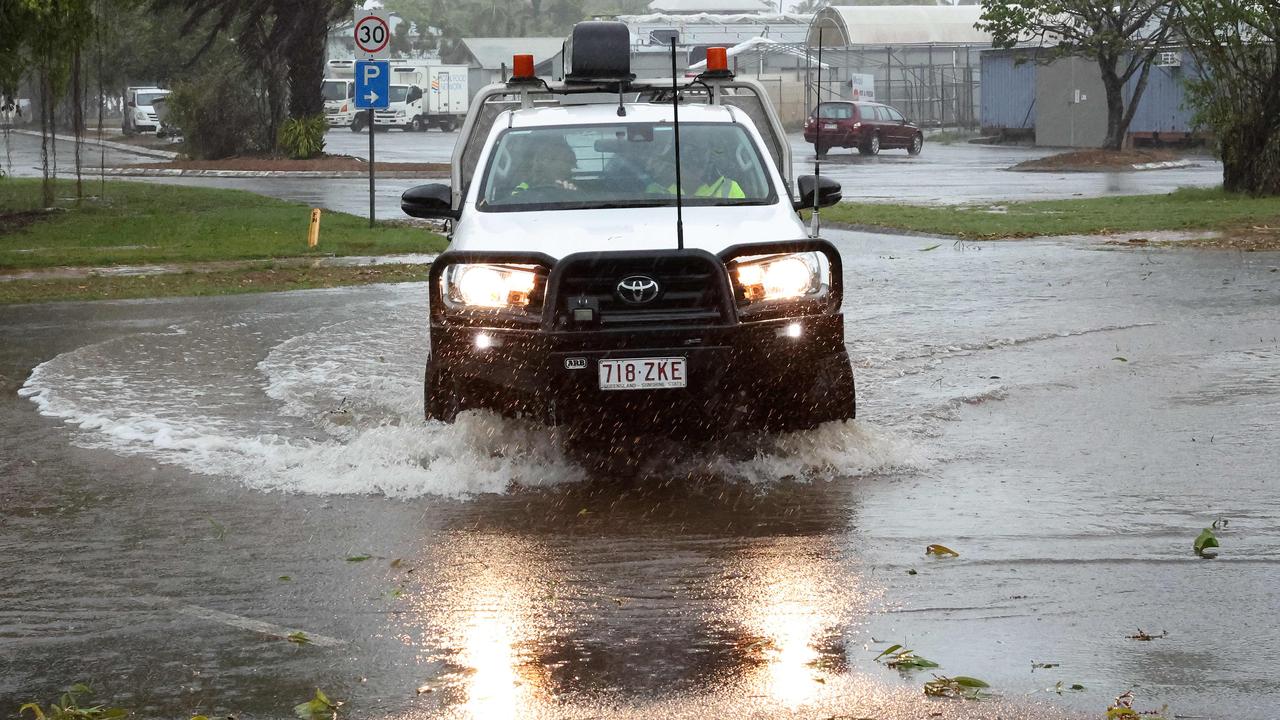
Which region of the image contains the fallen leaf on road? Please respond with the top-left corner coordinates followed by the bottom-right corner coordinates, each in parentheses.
top-left (925, 544), bottom-right (960, 558)
top-left (1194, 527), bottom-right (1220, 558)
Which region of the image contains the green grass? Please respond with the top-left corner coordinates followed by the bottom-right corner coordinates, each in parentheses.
top-left (0, 263), bottom-right (433, 304)
top-left (0, 179), bottom-right (446, 269)
top-left (820, 187), bottom-right (1280, 238)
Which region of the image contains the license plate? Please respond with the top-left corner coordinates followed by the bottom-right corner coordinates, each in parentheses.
top-left (598, 357), bottom-right (687, 391)
top-left (823, 123), bottom-right (838, 130)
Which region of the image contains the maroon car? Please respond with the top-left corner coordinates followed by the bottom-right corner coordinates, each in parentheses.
top-left (803, 101), bottom-right (924, 157)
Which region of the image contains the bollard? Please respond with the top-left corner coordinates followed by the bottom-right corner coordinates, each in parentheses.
top-left (308, 208), bottom-right (321, 248)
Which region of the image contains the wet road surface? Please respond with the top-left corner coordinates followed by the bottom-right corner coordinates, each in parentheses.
top-left (4, 131), bottom-right (1224, 220)
top-left (3, 231), bottom-right (1278, 718)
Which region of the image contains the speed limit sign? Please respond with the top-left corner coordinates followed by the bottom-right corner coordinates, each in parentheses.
top-left (353, 10), bottom-right (390, 60)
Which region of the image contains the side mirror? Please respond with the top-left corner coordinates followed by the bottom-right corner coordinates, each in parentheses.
top-left (794, 175), bottom-right (842, 211)
top-left (127, 100), bottom-right (136, 108)
top-left (401, 183), bottom-right (459, 220)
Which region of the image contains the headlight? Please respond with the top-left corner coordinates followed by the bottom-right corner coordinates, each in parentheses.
top-left (733, 252), bottom-right (827, 302)
top-left (442, 264), bottom-right (539, 308)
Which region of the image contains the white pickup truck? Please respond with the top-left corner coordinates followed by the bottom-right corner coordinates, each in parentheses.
top-left (401, 22), bottom-right (853, 439)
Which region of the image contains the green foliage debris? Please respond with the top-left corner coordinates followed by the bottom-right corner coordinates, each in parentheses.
top-left (19, 684), bottom-right (126, 720)
top-left (874, 644), bottom-right (940, 671)
top-left (293, 688), bottom-right (341, 720)
top-left (923, 674), bottom-right (990, 699)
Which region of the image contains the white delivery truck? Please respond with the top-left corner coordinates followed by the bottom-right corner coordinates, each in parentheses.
top-left (373, 63), bottom-right (469, 132)
top-left (399, 22), bottom-right (854, 440)
top-left (321, 77), bottom-right (360, 131)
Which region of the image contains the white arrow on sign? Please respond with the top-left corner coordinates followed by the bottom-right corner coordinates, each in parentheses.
top-left (364, 90), bottom-right (380, 104)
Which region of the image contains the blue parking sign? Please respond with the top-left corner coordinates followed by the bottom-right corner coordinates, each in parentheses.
top-left (354, 60), bottom-right (390, 109)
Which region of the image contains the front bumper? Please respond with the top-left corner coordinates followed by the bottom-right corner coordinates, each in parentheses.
top-left (430, 313), bottom-right (854, 433)
top-left (326, 112), bottom-right (356, 127)
top-left (424, 242), bottom-right (856, 436)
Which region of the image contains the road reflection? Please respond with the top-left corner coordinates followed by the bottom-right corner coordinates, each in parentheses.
top-left (423, 533), bottom-right (553, 720)
top-left (401, 482), bottom-right (874, 717)
top-left (728, 536), bottom-right (857, 709)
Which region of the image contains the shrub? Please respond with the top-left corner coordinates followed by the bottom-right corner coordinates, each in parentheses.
top-left (166, 56), bottom-right (270, 160)
top-left (278, 113), bottom-right (326, 159)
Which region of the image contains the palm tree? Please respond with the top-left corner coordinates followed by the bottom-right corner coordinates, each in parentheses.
top-left (155, 0), bottom-right (353, 121)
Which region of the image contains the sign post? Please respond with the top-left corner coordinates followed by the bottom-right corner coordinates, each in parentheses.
top-left (353, 10), bottom-right (390, 227)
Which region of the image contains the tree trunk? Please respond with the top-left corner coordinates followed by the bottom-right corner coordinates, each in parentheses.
top-left (73, 46), bottom-right (84, 200)
top-left (39, 64), bottom-right (54, 209)
top-left (1097, 55), bottom-right (1126, 151)
top-left (284, 8), bottom-right (329, 119)
top-left (1221, 116), bottom-right (1280, 196)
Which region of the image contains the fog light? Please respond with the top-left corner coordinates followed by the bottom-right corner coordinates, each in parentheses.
top-left (475, 333), bottom-right (494, 350)
top-left (779, 322), bottom-right (802, 339)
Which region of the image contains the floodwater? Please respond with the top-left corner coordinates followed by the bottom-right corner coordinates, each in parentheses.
top-left (2, 230), bottom-right (1279, 719)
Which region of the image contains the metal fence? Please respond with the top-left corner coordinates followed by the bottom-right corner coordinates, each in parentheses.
top-left (804, 44), bottom-right (983, 128)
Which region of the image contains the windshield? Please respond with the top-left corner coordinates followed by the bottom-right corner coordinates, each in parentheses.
top-left (136, 91), bottom-right (168, 107)
top-left (477, 122), bottom-right (774, 212)
top-left (389, 85), bottom-right (410, 103)
top-left (321, 81), bottom-right (350, 102)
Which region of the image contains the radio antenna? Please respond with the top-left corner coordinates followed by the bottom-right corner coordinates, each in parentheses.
top-left (810, 28), bottom-right (823, 238)
top-left (670, 37), bottom-right (685, 250)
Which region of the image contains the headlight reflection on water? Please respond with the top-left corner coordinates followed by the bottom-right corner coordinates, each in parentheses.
top-left (731, 537), bottom-right (867, 709)
top-left (419, 533), bottom-right (554, 720)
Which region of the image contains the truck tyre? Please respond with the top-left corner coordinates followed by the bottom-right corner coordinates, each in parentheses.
top-left (350, 116), bottom-right (365, 132)
top-left (410, 117), bottom-right (426, 132)
top-left (440, 117), bottom-right (457, 132)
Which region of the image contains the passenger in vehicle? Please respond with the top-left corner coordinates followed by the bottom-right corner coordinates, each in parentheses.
top-left (512, 138), bottom-right (578, 196)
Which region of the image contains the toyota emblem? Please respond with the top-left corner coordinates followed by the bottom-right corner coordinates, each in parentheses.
top-left (616, 275), bottom-right (660, 304)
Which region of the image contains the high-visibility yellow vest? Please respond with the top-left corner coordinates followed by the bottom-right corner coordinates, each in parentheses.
top-left (696, 176), bottom-right (745, 198)
top-left (647, 176), bottom-right (745, 198)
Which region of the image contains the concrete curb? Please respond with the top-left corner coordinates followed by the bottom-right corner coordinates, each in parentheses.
top-left (1010, 159), bottom-right (1201, 173)
top-left (10, 128), bottom-right (180, 160)
top-left (1130, 160), bottom-right (1199, 171)
top-left (99, 167), bottom-right (446, 179)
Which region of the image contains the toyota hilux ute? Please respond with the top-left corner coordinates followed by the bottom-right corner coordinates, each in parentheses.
top-left (401, 21), bottom-right (855, 439)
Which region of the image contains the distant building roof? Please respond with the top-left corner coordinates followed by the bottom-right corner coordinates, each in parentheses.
top-left (647, 0), bottom-right (774, 14)
top-left (458, 37), bottom-right (564, 70)
top-left (619, 13), bottom-right (812, 47)
top-left (808, 5), bottom-right (991, 46)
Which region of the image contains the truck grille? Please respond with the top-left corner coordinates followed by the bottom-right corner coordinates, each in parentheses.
top-left (549, 253), bottom-right (734, 329)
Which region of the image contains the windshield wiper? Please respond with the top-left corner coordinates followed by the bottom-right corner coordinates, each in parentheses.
top-left (592, 200), bottom-right (673, 209)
